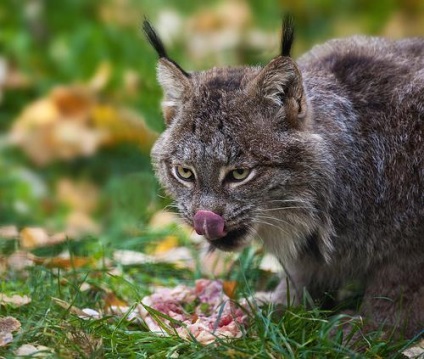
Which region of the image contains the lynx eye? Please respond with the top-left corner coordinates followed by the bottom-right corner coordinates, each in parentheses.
top-left (175, 166), bottom-right (195, 181)
top-left (228, 168), bottom-right (250, 182)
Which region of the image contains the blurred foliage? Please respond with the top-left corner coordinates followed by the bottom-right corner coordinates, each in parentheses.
top-left (0, 0), bottom-right (423, 246)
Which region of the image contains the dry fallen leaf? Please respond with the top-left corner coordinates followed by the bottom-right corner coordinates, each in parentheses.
top-left (259, 253), bottom-right (281, 273)
top-left (20, 227), bottom-right (49, 249)
top-left (56, 178), bottom-right (99, 214)
top-left (104, 292), bottom-right (128, 312)
top-left (222, 281), bottom-right (237, 300)
top-left (0, 225), bottom-right (19, 239)
top-left (7, 251), bottom-right (35, 271)
top-left (113, 249), bottom-right (155, 265)
top-left (402, 339), bottom-right (424, 358)
top-left (64, 324), bottom-right (103, 357)
top-left (0, 294), bottom-right (31, 307)
top-left (65, 210), bottom-right (101, 238)
top-left (15, 344), bottom-right (53, 357)
top-left (52, 297), bottom-right (98, 319)
top-left (0, 332), bottom-right (13, 347)
top-left (9, 86), bottom-right (105, 166)
top-left (153, 235), bottom-right (179, 254)
top-left (91, 105), bottom-right (157, 152)
top-left (154, 247), bottom-right (194, 270)
top-left (33, 255), bottom-right (93, 269)
top-left (0, 316), bottom-right (21, 347)
top-left (20, 227), bottom-right (67, 249)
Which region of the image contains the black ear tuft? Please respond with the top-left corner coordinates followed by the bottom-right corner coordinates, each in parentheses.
top-left (143, 18), bottom-right (190, 78)
top-left (281, 14), bottom-right (295, 57)
top-left (143, 18), bottom-right (168, 59)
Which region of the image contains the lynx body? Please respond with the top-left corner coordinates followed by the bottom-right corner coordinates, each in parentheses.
top-left (145, 19), bottom-right (424, 338)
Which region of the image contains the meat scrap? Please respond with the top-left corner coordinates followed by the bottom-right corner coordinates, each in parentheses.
top-left (140, 279), bottom-right (248, 344)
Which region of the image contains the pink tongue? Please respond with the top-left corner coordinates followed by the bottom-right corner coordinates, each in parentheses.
top-left (193, 210), bottom-right (226, 240)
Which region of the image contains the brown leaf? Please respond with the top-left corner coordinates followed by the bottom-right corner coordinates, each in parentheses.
top-left (50, 86), bottom-right (93, 118)
top-left (0, 316), bottom-right (21, 347)
top-left (222, 281), bottom-right (237, 299)
top-left (104, 292), bottom-right (128, 311)
top-left (0, 316), bottom-right (21, 333)
top-left (33, 256), bottom-right (93, 269)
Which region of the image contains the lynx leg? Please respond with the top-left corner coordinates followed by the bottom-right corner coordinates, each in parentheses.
top-left (253, 263), bottom-right (314, 306)
top-left (360, 260), bottom-right (424, 339)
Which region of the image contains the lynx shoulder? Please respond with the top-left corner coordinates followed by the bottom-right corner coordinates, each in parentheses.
top-left (144, 18), bottom-right (424, 339)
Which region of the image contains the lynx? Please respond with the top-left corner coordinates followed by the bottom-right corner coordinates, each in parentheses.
top-left (144, 17), bottom-right (424, 338)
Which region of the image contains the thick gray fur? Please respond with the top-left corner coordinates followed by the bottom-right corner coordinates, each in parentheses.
top-left (148, 21), bottom-right (424, 339)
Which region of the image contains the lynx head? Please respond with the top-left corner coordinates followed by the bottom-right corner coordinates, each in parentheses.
top-left (144, 17), bottom-right (334, 263)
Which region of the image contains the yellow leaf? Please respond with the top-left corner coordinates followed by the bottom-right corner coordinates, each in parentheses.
top-left (153, 235), bottom-right (179, 255)
top-left (91, 105), bottom-right (157, 152)
top-left (20, 227), bottom-right (67, 249)
top-left (88, 61), bottom-right (112, 91)
top-left (20, 227), bottom-right (50, 249)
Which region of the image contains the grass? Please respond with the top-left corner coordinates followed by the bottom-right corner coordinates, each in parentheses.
top-left (1, 2), bottom-right (423, 358)
top-left (0, 234), bottom-right (416, 358)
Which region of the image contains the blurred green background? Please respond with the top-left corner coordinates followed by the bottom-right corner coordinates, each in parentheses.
top-left (0, 0), bottom-right (423, 245)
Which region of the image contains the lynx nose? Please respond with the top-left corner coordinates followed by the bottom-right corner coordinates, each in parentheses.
top-left (193, 210), bottom-right (226, 240)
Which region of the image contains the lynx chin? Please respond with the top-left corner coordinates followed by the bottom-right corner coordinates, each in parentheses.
top-left (144, 17), bottom-right (424, 339)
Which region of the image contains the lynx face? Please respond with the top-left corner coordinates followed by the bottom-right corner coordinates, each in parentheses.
top-left (146, 19), bottom-right (334, 261)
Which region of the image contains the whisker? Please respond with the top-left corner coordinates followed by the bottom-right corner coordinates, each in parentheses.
top-left (252, 219), bottom-right (292, 237)
top-left (255, 215), bottom-right (296, 229)
top-left (258, 206), bottom-right (311, 212)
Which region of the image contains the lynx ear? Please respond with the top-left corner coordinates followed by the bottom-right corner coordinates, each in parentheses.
top-left (143, 19), bottom-right (191, 124)
top-left (157, 59), bottom-right (191, 124)
top-left (249, 56), bottom-right (307, 127)
top-left (247, 15), bottom-right (307, 128)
